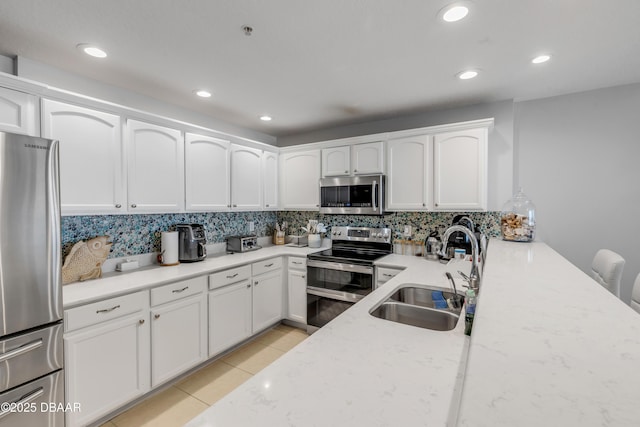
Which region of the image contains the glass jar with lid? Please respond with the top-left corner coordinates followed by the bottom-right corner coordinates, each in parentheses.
top-left (501, 188), bottom-right (536, 242)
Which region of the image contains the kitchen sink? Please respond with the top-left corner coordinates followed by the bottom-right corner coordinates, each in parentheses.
top-left (370, 285), bottom-right (463, 331)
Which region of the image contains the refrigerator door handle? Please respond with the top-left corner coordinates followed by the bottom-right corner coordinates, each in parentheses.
top-left (0, 339), bottom-right (43, 363)
top-left (46, 139), bottom-right (62, 319)
top-left (0, 387), bottom-right (45, 419)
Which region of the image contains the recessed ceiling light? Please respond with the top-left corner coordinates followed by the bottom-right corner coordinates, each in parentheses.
top-left (442, 5), bottom-right (469, 22)
top-left (77, 44), bottom-right (107, 58)
top-left (194, 90), bottom-right (212, 98)
top-left (457, 70), bottom-right (478, 80)
top-left (532, 54), bottom-right (551, 64)
top-left (260, 115), bottom-right (272, 122)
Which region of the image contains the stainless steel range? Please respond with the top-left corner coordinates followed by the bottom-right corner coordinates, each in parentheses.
top-left (306, 226), bottom-right (392, 333)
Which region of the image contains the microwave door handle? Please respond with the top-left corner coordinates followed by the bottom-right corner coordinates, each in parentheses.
top-left (372, 180), bottom-right (377, 212)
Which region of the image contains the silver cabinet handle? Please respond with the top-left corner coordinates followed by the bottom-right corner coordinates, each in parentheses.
top-left (292, 261), bottom-right (302, 265)
top-left (246, 283), bottom-right (251, 288)
top-left (131, 203), bottom-right (137, 208)
top-left (226, 273), bottom-right (239, 279)
top-left (96, 305), bottom-right (120, 314)
top-left (0, 339), bottom-right (43, 363)
top-left (172, 286), bottom-right (189, 293)
top-left (139, 319), bottom-right (145, 324)
top-left (0, 387), bottom-right (44, 419)
top-left (154, 314), bottom-right (160, 319)
top-left (264, 263), bottom-right (274, 267)
top-left (383, 273), bottom-right (396, 277)
top-left (266, 204), bottom-right (270, 207)
top-left (254, 280), bottom-right (259, 285)
top-left (115, 204), bottom-right (122, 208)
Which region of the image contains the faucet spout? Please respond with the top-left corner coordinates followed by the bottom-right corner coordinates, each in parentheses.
top-left (440, 225), bottom-right (481, 292)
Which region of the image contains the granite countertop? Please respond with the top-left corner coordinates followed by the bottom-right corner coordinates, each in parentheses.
top-left (184, 240), bottom-right (640, 427)
top-left (62, 244), bottom-right (327, 308)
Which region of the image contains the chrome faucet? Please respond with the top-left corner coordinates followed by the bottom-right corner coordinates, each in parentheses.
top-left (440, 225), bottom-right (481, 291)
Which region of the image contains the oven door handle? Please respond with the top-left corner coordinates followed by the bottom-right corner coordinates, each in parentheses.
top-left (307, 259), bottom-right (373, 275)
top-left (307, 286), bottom-right (365, 303)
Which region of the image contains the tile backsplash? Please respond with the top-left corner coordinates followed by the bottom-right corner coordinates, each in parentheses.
top-left (62, 210), bottom-right (501, 259)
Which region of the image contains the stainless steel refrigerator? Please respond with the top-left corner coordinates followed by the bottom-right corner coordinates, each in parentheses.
top-left (0, 131), bottom-right (64, 426)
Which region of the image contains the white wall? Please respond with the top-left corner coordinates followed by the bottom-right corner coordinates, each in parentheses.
top-left (515, 83), bottom-right (640, 304)
top-left (278, 100), bottom-right (515, 210)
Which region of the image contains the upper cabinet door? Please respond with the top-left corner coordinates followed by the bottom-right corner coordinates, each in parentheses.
top-left (262, 150), bottom-right (278, 210)
top-left (127, 120), bottom-right (184, 213)
top-left (185, 133), bottom-right (230, 212)
top-left (386, 135), bottom-right (431, 211)
top-left (322, 146), bottom-right (350, 177)
top-left (351, 141), bottom-right (383, 175)
top-left (0, 87), bottom-right (38, 136)
top-left (433, 128), bottom-right (488, 211)
top-left (41, 99), bottom-right (125, 215)
top-left (280, 149), bottom-right (321, 210)
top-left (230, 144), bottom-right (262, 211)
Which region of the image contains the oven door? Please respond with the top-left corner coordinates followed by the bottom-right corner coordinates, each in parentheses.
top-left (306, 260), bottom-right (374, 332)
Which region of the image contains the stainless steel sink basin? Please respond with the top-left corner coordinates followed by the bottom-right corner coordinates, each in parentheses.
top-left (370, 285), bottom-right (463, 331)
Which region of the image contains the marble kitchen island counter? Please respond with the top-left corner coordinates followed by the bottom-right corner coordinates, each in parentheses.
top-left (186, 240), bottom-right (640, 427)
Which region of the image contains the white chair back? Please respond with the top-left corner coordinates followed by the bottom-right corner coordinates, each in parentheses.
top-left (590, 249), bottom-right (625, 298)
top-left (631, 274), bottom-right (640, 314)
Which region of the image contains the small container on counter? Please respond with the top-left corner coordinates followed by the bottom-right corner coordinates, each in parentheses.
top-left (501, 188), bottom-right (536, 242)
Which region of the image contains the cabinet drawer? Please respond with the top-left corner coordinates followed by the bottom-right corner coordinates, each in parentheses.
top-left (377, 267), bottom-right (403, 284)
top-left (65, 291), bottom-right (148, 333)
top-left (151, 276), bottom-right (206, 307)
top-left (288, 256), bottom-right (307, 270)
top-left (209, 264), bottom-right (251, 290)
top-left (252, 257), bottom-right (282, 276)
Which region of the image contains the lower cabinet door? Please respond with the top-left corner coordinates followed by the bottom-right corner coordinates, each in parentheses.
top-left (209, 280), bottom-right (252, 357)
top-left (64, 313), bottom-right (150, 427)
top-left (151, 294), bottom-right (207, 387)
top-left (287, 270), bottom-right (307, 324)
top-left (253, 273), bottom-right (283, 332)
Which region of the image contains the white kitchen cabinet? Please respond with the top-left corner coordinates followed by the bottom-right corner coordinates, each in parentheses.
top-left (322, 145), bottom-right (351, 176)
top-left (287, 257), bottom-right (307, 324)
top-left (185, 132), bottom-right (231, 211)
top-left (127, 119), bottom-right (184, 213)
top-left (230, 144), bottom-right (262, 210)
top-left (321, 141), bottom-right (384, 177)
top-left (208, 279), bottom-right (252, 357)
top-left (386, 134), bottom-right (432, 211)
top-left (252, 257), bottom-right (284, 332)
top-left (41, 99), bottom-right (125, 215)
top-left (280, 149), bottom-right (321, 209)
top-left (262, 150), bottom-right (279, 210)
top-left (351, 141), bottom-right (384, 175)
top-left (253, 272), bottom-right (283, 332)
top-left (0, 86), bottom-right (38, 136)
top-left (433, 128), bottom-right (488, 211)
top-left (64, 291), bottom-right (150, 427)
top-left (150, 277), bottom-right (207, 387)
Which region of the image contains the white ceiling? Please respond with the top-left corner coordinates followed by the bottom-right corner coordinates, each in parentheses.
top-left (1, 0), bottom-right (639, 137)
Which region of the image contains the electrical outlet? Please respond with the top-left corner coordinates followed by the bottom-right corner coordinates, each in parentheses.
top-left (403, 225), bottom-right (412, 236)
top-left (249, 221), bottom-right (255, 232)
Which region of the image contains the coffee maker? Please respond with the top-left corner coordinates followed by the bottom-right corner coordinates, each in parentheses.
top-left (445, 215), bottom-right (482, 256)
top-left (176, 224), bottom-right (207, 262)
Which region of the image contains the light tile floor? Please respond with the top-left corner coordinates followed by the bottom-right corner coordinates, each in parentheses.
top-left (101, 324), bottom-right (308, 427)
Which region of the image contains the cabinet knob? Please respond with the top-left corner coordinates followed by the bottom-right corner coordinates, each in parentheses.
top-left (139, 319), bottom-right (145, 324)
top-left (266, 204), bottom-right (270, 207)
top-left (254, 281), bottom-right (259, 285)
top-left (354, 169), bottom-right (357, 173)
top-left (246, 284), bottom-right (251, 288)
top-left (316, 204), bottom-right (320, 207)
top-left (131, 203), bottom-right (137, 208)
top-left (233, 204), bottom-right (237, 207)
top-left (423, 203), bottom-right (426, 207)
top-left (115, 204), bottom-right (122, 209)
top-left (435, 203), bottom-right (438, 207)
top-left (344, 170), bottom-right (348, 173)
top-left (154, 314), bottom-right (160, 319)
top-left (302, 275), bottom-right (306, 279)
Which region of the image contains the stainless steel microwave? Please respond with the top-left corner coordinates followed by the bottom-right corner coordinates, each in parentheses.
top-left (319, 174), bottom-right (385, 215)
